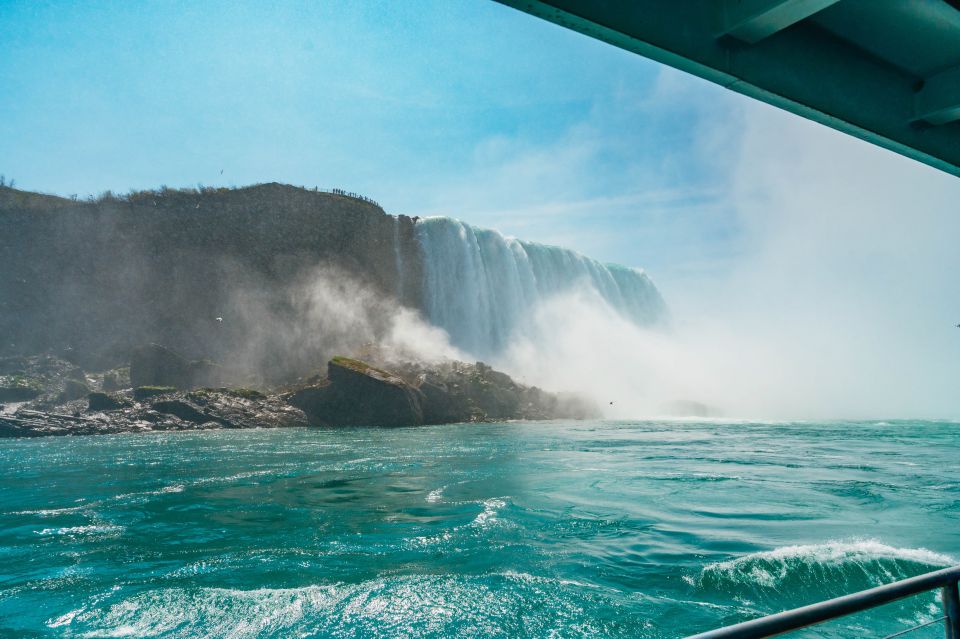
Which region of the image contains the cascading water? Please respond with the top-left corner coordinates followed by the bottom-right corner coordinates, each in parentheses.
top-left (414, 216), bottom-right (667, 358)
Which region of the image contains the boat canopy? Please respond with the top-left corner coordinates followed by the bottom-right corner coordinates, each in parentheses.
top-left (496, 0), bottom-right (960, 177)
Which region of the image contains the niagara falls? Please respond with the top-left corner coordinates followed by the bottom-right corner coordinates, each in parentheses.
top-left (2, 1), bottom-right (960, 639)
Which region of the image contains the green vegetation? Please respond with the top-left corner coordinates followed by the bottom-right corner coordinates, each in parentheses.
top-left (225, 388), bottom-right (266, 400)
top-left (0, 374), bottom-right (42, 390)
top-left (331, 356), bottom-right (394, 379)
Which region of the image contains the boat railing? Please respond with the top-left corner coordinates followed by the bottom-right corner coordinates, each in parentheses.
top-left (685, 564), bottom-right (960, 639)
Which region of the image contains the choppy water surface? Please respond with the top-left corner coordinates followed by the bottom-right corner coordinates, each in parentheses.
top-left (2, 420), bottom-right (959, 638)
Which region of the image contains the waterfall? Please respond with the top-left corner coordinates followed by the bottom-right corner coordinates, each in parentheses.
top-left (414, 217), bottom-right (667, 358)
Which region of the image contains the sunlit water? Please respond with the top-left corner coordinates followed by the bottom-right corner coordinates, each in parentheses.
top-left (2, 420), bottom-right (959, 638)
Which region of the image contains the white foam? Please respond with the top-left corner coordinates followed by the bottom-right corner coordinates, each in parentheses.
top-left (54, 574), bottom-right (604, 638)
top-left (471, 498), bottom-right (506, 528)
top-left (699, 540), bottom-right (956, 588)
top-left (36, 525), bottom-right (124, 537)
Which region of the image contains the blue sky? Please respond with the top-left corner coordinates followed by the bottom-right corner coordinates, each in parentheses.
top-left (0, 0), bottom-right (741, 286)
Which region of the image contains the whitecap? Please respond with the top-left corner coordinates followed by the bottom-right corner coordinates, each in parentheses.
top-left (471, 498), bottom-right (506, 528)
top-left (695, 540), bottom-right (955, 592)
top-left (36, 525), bottom-right (124, 537)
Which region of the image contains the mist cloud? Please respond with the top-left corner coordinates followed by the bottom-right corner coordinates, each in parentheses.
top-left (494, 98), bottom-right (960, 420)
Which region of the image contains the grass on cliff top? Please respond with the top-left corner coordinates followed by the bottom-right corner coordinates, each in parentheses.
top-left (330, 356), bottom-right (396, 379)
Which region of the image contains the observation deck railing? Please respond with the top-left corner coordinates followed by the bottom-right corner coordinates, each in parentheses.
top-left (321, 187), bottom-right (382, 209)
top-left (685, 564), bottom-right (960, 639)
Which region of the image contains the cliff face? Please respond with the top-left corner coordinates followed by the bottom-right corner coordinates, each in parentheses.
top-left (0, 184), bottom-right (424, 372)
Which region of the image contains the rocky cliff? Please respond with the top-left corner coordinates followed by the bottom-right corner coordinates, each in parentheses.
top-left (0, 184), bottom-right (423, 374)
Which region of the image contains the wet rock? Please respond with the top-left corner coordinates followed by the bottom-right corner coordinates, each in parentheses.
top-left (1, 384), bottom-right (308, 438)
top-left (152, 399), bottom-right (209, 424)
top-left (419, 380), bottom-right (474, 424)
top-left (289, 356), bottom-right (425, 427)
top-left (133, 386), bottom-right (177, 400)
top-left (87, 392), bottom-right (125, 411)
top-left (287, 355), bottom-right (599, 427)
top-left (389, 359), bottom-right (600, 422)
top-left (0, 355), bottom-right (87, 405)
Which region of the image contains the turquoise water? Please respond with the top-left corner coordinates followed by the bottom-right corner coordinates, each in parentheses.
top-left (2, 420), bottom-right (959, 638)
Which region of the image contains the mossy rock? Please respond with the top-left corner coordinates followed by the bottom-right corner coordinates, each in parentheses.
top-left (224, 388), bottom-right (266, 400)
top-left (133, 386), bottom-right (177, 400)
top-left (330, 356), bottom-right (393, 379)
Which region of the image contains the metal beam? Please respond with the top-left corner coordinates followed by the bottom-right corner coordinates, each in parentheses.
top-left (719, 0), bottom-right (842, 44)
top-left (916, 65), bottom-right (960, 126)
top-left (685, 564), bottom-right (960, 639)
top-left (494, 0), bottom-right (960, 178)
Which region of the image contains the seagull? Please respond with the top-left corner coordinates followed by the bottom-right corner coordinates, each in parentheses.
top-left (216, 317), bottom-right (223, 323)
top-left (220, 169), bottom-right (224, 175)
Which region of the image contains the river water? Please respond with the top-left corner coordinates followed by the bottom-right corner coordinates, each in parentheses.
top-left (2, 420), bottom-right (958, 638)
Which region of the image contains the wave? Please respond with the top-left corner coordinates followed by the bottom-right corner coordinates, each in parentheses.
top-left (35, 524), bottom-right (124, 538)
top-left (47, 573), bottom-right (616, 639)
top-left (693, 540), bottom-right (954, 606)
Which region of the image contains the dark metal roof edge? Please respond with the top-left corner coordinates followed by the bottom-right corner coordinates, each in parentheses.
top-left (495, 0), bottom-right (960, 178)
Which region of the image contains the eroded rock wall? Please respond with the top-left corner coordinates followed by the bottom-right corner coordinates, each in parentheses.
top-left (0, 184), bottom-right (424, 372)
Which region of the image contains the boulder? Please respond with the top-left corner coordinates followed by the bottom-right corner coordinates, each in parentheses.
top-left (129, 344), bottom-right (228, 389)
top-left (289, 356), bottom-right (424, 427)
top-left (419, 381), bottom-right (474, 424)
top-left (88, 391), bottom-right (125, 411)
top-left (59, 378), bottom-right (91, 402)
top-left (130, 344), bottom-right (192, 388)
top-left (0, 385), bottom-right (40, 402)
top-left (133, 385), bottom-right (177, 400)
top-left (152, 399), bottom-right (209, 424)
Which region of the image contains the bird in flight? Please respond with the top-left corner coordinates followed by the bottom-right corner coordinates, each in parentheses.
top-left (216, 317), bottom-right (223, 323)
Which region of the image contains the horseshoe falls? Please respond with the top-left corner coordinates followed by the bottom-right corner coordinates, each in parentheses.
top-left (414, 217), bottom-right (667, 358)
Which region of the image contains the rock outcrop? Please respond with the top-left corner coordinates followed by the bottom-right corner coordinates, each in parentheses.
top-left (0, 355), bottom-right (88, 405)
top-left (0, 387), bottom-right (308, 437)
top-left (0, 347), bottom-right (598, 436)
top-left (289, 356), bottom-right (599, 427)
top-left (288, 357), bottom-right (425, 427)
top-left (129, 343), bottom-right (226, 389)
top-left (0, 184), bottom-right (423, 373)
